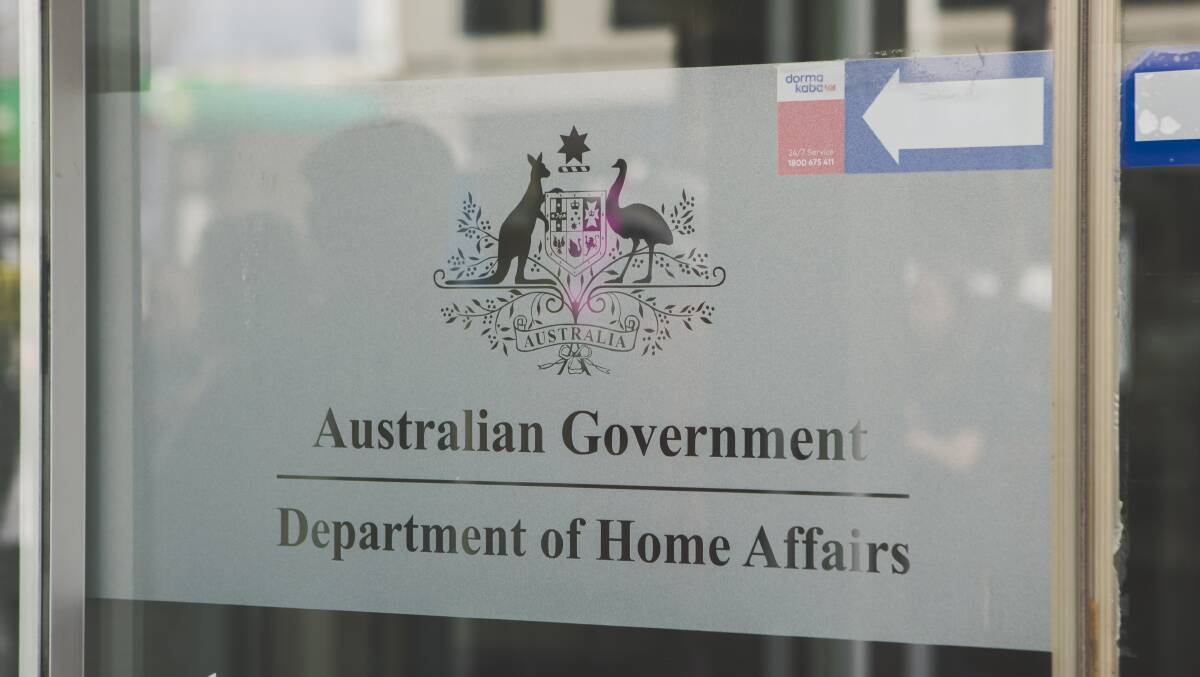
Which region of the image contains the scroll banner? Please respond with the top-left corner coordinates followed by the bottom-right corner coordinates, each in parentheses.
top-left (513, 317), bottom-right (639, 354)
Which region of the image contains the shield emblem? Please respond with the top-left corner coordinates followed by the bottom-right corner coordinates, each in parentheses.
top-left (544, 190), bottom-right (607, 275)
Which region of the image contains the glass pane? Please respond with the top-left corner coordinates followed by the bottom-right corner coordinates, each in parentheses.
top-left (0, 0), bottom-right (18, 671)
top-left (86, 2), bottom-right (1058, 675)
top-left (1120, 2), bottom-right (1200, 675)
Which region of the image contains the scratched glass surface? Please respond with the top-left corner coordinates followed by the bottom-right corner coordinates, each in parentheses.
top-left (85, 2), bottom-right (1061, 676)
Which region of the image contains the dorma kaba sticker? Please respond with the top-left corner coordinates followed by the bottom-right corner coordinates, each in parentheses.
top-left (434, 127), bottom-right (725, 375)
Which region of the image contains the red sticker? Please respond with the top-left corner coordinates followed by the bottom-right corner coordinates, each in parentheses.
top-left (776, 62), bottom-right (846, 176)
top-left (778, 100), bottom-right (844, 175)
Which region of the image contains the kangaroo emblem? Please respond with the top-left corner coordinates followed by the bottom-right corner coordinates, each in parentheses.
top-left (447, 153), bottom-right (553, 285)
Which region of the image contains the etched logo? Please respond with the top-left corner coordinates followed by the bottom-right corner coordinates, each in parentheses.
top-left (434, 127), bottom-right (725, 375)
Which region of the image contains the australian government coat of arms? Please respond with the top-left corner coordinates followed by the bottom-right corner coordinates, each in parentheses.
top-left (434, 126), bottom-right (725, 375)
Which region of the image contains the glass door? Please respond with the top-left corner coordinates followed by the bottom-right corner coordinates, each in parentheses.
top-left (18, 0), bottom-right (1176, 675)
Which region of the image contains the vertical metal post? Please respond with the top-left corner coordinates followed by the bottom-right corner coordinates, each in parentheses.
top-left (837, 0), bottom-right (873, 58)
top-left (767, 0), bottom-right (797, 64)
top-left (1051, 1), bottom-right (1084, 672)
top-left (16, 0), bottom-right (44, 675)
top-left (1084, 0), bottom-right (1121, 675)
top-left (20, 0), bottom-right (88, 675)
top-left (1052, 0), bottom-right (1120, 675)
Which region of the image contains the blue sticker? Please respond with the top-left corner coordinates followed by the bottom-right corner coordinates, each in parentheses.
top-left (1122, 49), bottom-right (1200, 168)
top-left (845, 51), bottom-right (1053, 174)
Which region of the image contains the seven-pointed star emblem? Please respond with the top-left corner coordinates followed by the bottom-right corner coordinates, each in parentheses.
top-left (558, 126), bottom-right (590, 164)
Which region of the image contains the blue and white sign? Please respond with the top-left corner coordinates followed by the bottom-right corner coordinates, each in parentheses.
top-left (846, 51), bottom-right (1053, 174)
top-left (1122, 49), bottom-right (1200, 168)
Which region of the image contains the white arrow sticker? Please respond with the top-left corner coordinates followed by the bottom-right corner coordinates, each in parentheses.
top-left (863, 69), bottom-right (1045, 163)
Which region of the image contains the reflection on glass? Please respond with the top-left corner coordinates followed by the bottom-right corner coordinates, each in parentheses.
top-left (85, 2), bottom-right (1073, 676)
top-left (0, 0), bottom-right (18, 672)
top-left (1120, 3), bottom-right (1200, 676)
top-left (463, 0), bottom-right (543, 35)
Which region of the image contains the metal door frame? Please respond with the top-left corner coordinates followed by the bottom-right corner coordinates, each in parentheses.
top-left (19, 0), bottom-right (86, 676)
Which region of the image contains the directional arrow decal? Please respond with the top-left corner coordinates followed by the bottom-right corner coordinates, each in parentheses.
top-left (863, 68), bottom-right (1045, 163)
top-left (778, 52), bottom-right (1051, 175)
top-left (841, 51), bottom-right (1052, 174)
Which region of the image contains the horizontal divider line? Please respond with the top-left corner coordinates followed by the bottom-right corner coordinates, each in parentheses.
top-left (276, 474), bottom-right (909, 500)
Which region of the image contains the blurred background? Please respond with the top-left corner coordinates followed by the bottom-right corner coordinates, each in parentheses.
top-left (3, 0), bottom-right (1199, 675)
top-left (1, 0), bottom-right (20, 673)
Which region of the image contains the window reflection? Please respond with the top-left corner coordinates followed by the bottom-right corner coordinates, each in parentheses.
top-left (463, 0), bottom-right (543, 35)
top-left (0, 0), bottom-right (17, 672)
